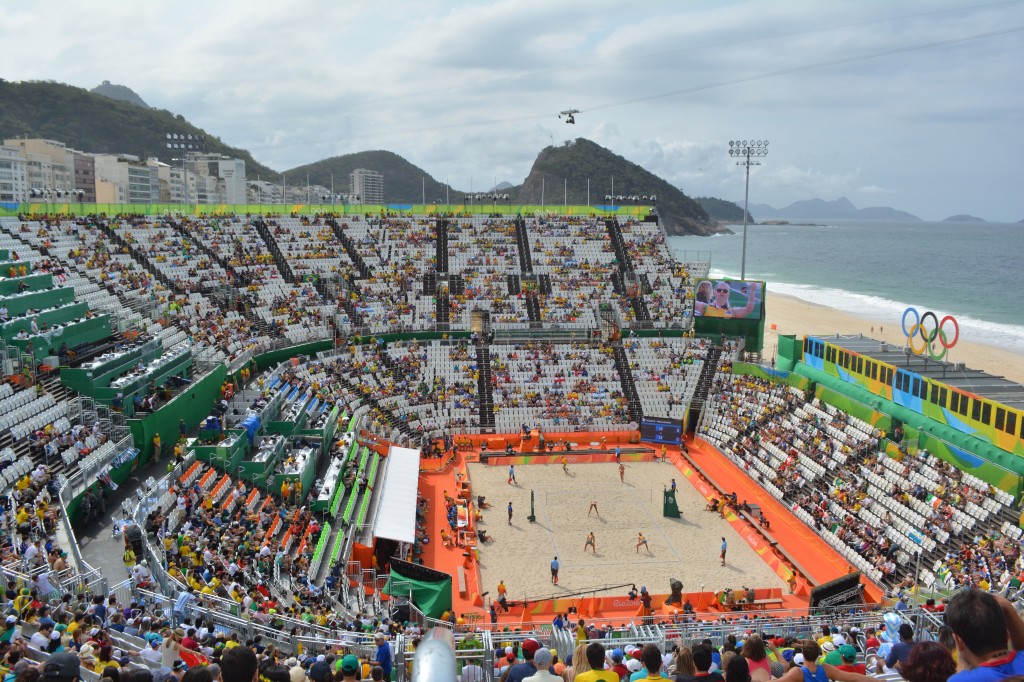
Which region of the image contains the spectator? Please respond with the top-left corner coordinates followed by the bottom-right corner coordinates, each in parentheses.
top-left (901, 643), bottom-right (957, 682)
top-left (573, 642), bottom-right (617, 682)
top-left (946, 589), bottom-right (1024, 682)
top-left (882, 624), bottom-right (916, 672)
top-left (675, 644), bottom-right (723, 682)
top-left (524, 649), bottom-right (558, 682)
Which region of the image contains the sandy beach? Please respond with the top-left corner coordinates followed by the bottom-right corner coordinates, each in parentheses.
top-left (764, 292), bottom-right (1024, 386)
top-left (469, 461), bottom-right (787, 603)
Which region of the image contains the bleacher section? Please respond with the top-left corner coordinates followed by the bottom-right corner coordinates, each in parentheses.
top-left (698, 372), bottom-right (1022, 592)
top-left (4, 208), bottom-right (1024, 652)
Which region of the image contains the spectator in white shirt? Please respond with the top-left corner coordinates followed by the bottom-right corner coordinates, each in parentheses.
top-left (30, 622), bottom-right (54, 649)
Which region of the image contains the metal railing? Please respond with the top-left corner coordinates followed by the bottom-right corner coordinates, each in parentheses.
top-left (61, 434), bottom-right (135, 498)
top-left (411, 629), bottom-right (455, 682)
top-left (129, 457), bottom-right (363, 652)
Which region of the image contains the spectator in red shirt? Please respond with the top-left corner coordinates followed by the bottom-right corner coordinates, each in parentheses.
top-left (836, 646), bottom-right (866, 674)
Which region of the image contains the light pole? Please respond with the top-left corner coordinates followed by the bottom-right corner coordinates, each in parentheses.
top-left (728, 139), bottom-right (768, 280)
top-left (164, 133), bottom-right (205, 205)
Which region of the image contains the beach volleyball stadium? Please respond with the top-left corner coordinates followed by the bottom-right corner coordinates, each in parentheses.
top-left (0, 200), bottom-right (1022, 681)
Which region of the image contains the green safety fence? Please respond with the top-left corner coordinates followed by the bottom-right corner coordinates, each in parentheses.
top-left (341, 474), bottom-right (362, 525)
top-left (328, 527), bottom-right (347, 565)
top-left (329, 480), bottom-right (348, 518)
top-left (354, 455), bottom-right (380, 528)
top-left (311, 521), bottom-right (332, 568)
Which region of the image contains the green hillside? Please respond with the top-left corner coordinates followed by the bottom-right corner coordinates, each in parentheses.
top-left (696, 196), bottom-right (753, 223)
top-left (283, 150), bottom-right (457, 204)
top-left (509, 139), bottom-right (718, 235)
top-left (0, 80), bottom-right (277, 179)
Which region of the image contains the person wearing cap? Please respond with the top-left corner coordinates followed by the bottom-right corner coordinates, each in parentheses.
top-left (288, 666), bottom-right (306, 682)
top-left (610, 648), bottom-right (629, 680)
top-left (308, 660), bottom-right (331, 682)
top-left (141, 639), bottom-right (162, 665)
top-left (371, 631), bottom-right (392, 679)
top-left (524, 648), bottom-right (559, 682)
top-left (338, 655), bottom-right (360, 681)
top-left (41, 651), bottom-right (80, 682)
top-left (507, 639), bottom-right (543, 682)
top-left (834, 645), bottom-right (865, 674)
top-left (0, 616), bottom-right (18, 644)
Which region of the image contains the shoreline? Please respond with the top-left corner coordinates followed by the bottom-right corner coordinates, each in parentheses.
top-left (764, 292), bottom-right (1024, 386)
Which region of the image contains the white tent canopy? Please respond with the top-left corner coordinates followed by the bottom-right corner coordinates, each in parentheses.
top-left (372, 446), bottom-right (421, 544)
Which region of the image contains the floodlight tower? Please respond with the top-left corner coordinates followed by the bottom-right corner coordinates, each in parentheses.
top-left (727, 139), bottom-right (768, 280)
top-left (164, 133), bottom-right (206, 204)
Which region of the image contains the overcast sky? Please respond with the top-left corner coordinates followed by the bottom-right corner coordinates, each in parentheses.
top-left (3, 0), bottom-right (1023, 221)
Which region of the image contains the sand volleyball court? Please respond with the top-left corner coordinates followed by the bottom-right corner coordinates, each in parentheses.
top-left (468, 460), bottom-right (788, 604)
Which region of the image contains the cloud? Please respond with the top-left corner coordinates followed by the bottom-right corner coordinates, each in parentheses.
top-left (1, 0), bottom-right (1022, 219)
top-left (857, 185), bottom-right (895, 195)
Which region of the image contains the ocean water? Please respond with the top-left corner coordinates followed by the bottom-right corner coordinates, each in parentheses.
top-left (668, 221), bottom-right (1024, 354)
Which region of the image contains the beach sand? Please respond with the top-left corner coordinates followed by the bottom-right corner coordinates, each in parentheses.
top-left (764, 292), bottom-right (1024, 386)
top-left (469, 461), bottom-right (787, 603)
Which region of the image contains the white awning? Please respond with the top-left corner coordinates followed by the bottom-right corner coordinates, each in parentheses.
top-left (372, 446), bottom-right (421, 544)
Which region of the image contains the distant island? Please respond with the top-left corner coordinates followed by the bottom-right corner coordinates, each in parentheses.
top-left (942, 214), bottom-right (986, 223)
top-left (759, 220), bottom-right (828, 226)
top-left (749, 197), bottom-right (921, 222)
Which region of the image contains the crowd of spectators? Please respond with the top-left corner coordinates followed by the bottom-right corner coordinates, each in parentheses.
top-left (700, 373), bottom-right (1021, 594)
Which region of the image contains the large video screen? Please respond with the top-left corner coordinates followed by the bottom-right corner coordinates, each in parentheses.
top-left (640, 417), bottom-right (683, 445)
top-left (693, 280), bottom-right (763, 320)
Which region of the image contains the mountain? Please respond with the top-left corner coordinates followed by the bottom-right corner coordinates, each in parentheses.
top-left (750, 197), bottom-right (921, 222)
top-left (90, 80), bottom-right (149, 108)
top-left (283, 150), bottom-right (458, 204)
top-left (508, 139), bottom-right (718, 235)
top-left (0, 80), bottom-right (278, 179)
top-left (490, 181), bottom-right (514, 192)
top-left (695, 196), bottom-right (753, 223)
top-left (942, 214), bottom-right (986, 223)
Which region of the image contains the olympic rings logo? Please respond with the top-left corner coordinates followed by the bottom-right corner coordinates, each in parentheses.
top-left (901, 307), bottom-right (959, 360)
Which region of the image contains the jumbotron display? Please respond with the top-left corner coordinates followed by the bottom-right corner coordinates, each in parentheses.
top-left (640, 416), bottom-right (683, 444)
top-left (694, 279), bottom-right (763, 320)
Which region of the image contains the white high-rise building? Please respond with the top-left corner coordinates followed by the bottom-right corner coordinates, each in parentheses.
top-left (186, 153), bottom-right (247, 204)
top-left (92, 154), bottom-right (159, 204)
top-left (0, 147), bottom-right (28, 203)
top-left (350, 168), bottom-right (383, 205)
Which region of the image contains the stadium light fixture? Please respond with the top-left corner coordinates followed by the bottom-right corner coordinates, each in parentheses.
top-left (163, 132), bottom-right (206, 204)
top-left (727, 139), bottom-right (769, 280)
